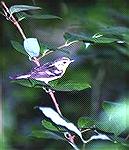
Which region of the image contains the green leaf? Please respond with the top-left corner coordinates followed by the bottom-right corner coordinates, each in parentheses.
top-left (115, 45), bottom-right (129, 58)
top-left (31, 130), bottom-right (64, 140)
top-left (39, 42), bottom-right (55, 54)
top-left (96, 120), bottom-right (124, 137)
top-left (9, 5), bottom-right (41, 15)
top-left (39, 41), bottom-right (70, 55)
top-left (11, 41), bottom-right (28, 56)
top-left (11, 78), bottom-right (48, 89)
top-left (78, 117), bottom-right (95, 128)
top-left (50, 80), bottom-right (91, 91)
top-left (22, 12), bottom-right (62, 20)
top-left (24, 38), bottom-right (40, 58)
top-left (102, 101), bottom-right (117, 113)
top-left (0, 11), bottom-right (3, 15)
top-left (11, 66), bottom-right (91, 91)
top-left (41, 120), bottom-right (59, 132)
top-left (92, 37), bottom-right (117, 43)
top-left (101, 26), bottom-right (129, 37)
top-left (97, 101), bottom-right (129, 136)
top-left (49, 67), bottom-right (91, 91)
top-left (64, 32), bottom-right (90, 42)
top-left (64, 32), bottom-right (117, 44)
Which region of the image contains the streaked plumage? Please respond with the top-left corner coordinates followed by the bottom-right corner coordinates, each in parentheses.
top-left (11, 57), bottom-right (74, 84)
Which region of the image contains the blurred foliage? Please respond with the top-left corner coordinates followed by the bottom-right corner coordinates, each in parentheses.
top-left (2, 0), bottom-right (129, 149)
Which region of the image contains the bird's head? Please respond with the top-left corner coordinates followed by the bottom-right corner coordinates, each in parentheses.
top-left (54, 57), bottom-right (74, 71)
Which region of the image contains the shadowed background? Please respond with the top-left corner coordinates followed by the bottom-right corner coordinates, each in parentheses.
top-left (1, 0), bottom-right (129, 149)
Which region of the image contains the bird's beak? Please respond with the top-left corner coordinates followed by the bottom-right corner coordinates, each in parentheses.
top-left (70, 59), bottom-right (74, 63)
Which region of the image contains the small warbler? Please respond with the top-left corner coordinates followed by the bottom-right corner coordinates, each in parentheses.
top-left (12, 57), bottom-right (74, 84)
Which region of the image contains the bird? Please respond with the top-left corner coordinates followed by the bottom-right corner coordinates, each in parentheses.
top-left (11, 57), bottom-right (74, 84)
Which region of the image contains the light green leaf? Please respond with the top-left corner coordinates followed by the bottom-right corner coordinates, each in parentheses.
top-left (9, 5), bottom-right (41, 15)
top-left (78, 117), bottom-right (95, 128)
top-left (11, 40), bottom-right (28, 56)
top-left (99, 101), bottom-right (129, 136)
top-left (41, 120), bottom-right (59, 132)
top-left (24, 38), bottom-right (40, 59)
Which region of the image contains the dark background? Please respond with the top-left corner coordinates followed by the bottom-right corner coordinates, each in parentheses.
top-left (1, 0), bottom-right (129, 149)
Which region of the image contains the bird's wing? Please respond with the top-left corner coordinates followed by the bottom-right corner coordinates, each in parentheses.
top-left (32, 62), bottom-right (54, 72)
top-left (31, 65), bottom-right (63, 79)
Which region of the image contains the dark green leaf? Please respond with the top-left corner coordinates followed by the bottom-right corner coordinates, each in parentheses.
top-left (49, 67), bottom-right (91, 91)
top-left (9, 5), bottom-right (41, 15)
top-left (101, 26), bottom-right (129, 36)
top-left (64, 32), bottom-right (118, 44)
top-left (64, 32), bottom-right (90, 42)
top-left (11, 66), bottom-right (91, 91)
top-left (39, 42), bottom-right (55, 55)
top-left (0, 11), bottom-right (3, 15)
top-left (11, 40), bottom-right (28, 56)
top-left (115, 45), bottom-right (129, 58)
top-left (96, 120), bottom-right (124, 137)
top-left (31, 130), bottom-right (64, 140)
top-left (92, 37), bottom-right (117, 43)
top-left (22, 12), bottom-right (62, 20)
top-left (78, 117), bottom-right (95, 128)
top-left (11, 79), bottom-right (32, 88)
top-left (11, 78), bottom-right (49, 89)
top-left (41, 120), bottom-right (59, 132)
top-left (110, 135), bottom-right (129, 147)
top-left (50, 80), bottom-right (90, 91)
top-left (39, 42), bottom-right (70, 55)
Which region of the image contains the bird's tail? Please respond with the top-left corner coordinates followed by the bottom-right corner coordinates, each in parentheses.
top-left (9, 74), bottom-right (31, 80)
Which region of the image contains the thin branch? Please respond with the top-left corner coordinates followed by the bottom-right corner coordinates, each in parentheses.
top-left (48, 90), bottom-right (62, 116)
top-left (57, 40), bottom-right (79, 49)
top-left (81, 128), bottom-right (91, 133)
top-left (1, 1), bottom-right (41, 66)
top-left (43, 88), bottom-right (62, 116)
top-left (125, 134), bottom-right (129, 141)
top-left (32, 57), bottom-right (40, 66)
top-left (1, 1), bottom-right (26, 40)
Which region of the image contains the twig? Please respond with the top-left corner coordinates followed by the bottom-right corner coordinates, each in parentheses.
top-left (81, 128), bottom-right (91, 133)
top-left (48, 91), bottom-right (62, 116)
top-left (1, 1), bottom-right (26, 40)
top-left (44, 88), bottom-right (62, 116)
top-left (57, 40), bottom-right (79, 49)
top-left (125, 134), bottom-right (129, 141)
top-left (1, 1), bottom-right (41, 66)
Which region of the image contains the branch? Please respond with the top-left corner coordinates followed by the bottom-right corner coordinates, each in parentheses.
top-left (1, 1), bottom-right (26, 40)
top-left (1, 1), bottom-right (40, 66)
top-left (44, 88), bottom-right (62, 116)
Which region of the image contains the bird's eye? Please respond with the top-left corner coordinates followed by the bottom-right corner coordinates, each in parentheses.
top-left (63, 62), bottom-right (66, 64)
